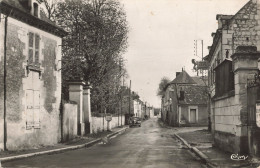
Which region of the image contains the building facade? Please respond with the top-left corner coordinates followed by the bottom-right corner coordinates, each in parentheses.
top-left (133, 99), bottom-right (142, 118)
top-left (0, 0), bottom-right (66, 150)
top-left (161, 70), bottom-right (208, 127)
top-left (206, 0), bottom-right (260, 156)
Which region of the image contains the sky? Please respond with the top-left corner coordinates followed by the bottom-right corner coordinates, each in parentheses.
top-left (120, 0), bottom-right (248, 108)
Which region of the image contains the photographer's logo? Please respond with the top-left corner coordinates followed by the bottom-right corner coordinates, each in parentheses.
top-left (231, 154), bottom-right (248, 160)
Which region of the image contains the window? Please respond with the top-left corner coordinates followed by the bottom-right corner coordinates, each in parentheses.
top-left (33, 3), bottom-right (39, 17)
top-left (214, 59), bottom-right (234, 97)
top-left (213, 62), bottom-right (216, 83)
top-left (179, 91), bottom-right (184, 100)
top-left (28, 32), bottom-right (40, 65)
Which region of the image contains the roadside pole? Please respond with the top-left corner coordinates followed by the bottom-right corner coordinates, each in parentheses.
top-left (129, 80), bottom-right (131, 115)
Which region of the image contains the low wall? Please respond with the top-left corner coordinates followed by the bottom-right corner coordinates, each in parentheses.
top-left (62, 103), bottom-right (78, 142)
top-left (0, 118), bottom-right (3, 150)
top-left (91, 115), bottom-right (125, 133)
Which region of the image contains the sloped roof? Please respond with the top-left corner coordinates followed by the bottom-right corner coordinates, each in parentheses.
top-left (170, 71), bottom-right (196, 84)
top-left (208, 0), bottom-right (252, 62)
top-left (178, 85), bottom-right (208, 105)
top-left (0, 0), bottom-right (67, 37)
top-left (192, 76), bottom-right (208, 86)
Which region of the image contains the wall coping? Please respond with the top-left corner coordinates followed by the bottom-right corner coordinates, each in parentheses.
top-left (213, 90), bottom-right (235, 101)
top-left (67, 80), bottom-right (86, 86)
top-left (83, 85), bottom-right (92, 90)
top-left (231, 52), bottom-right (260, 60)
top-left (233, 67), bottom-right (259, 73)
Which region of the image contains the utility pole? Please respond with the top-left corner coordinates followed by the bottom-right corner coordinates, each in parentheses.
top-left (3, 15), bottom-right (8, 151)
top-left (121, 76), bottom-right (124, 126)
top-left (145, 102), bottom-right (147, 117)
top-left (202, 40), bottom-right (204, 60)
top-left (129, 80), bottom-right (131, 116)
top-left (118, 60), bottom-right (120, 127)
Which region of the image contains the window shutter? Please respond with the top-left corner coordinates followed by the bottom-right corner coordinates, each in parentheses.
top-left (35, 34), bottom-right (40, 63)
top-left (180, 91), bottom-right (184, 100)
top-left (26, 90), bottom-right (34, 129)
top-left (28, 32), bottom-right (34, 64)
top-left (33, 90), bottom-right (40, 128)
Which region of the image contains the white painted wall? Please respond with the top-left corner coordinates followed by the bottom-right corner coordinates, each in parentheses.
top-left (91, 115), bottom-right (125, 133)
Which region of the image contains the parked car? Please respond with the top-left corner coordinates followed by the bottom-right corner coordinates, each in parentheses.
top-left (129, 117), bottom-right (142, 127)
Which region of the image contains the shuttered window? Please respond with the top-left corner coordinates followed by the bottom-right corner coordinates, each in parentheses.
top-left (28, 32), bottom-right (34, 64)
top-left (35, 34), bottom-right (40, 63)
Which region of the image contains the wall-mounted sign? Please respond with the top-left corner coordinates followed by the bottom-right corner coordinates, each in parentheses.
top-left (197, 61), bottom-right (208, 70)
top-left (106, 114), bottom-right (112, 122)
top-left (256, 103), bottom-right (260, 127)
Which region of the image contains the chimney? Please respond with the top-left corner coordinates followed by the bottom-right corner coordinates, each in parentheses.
top-left (208, 46), bottom-right (211, 52)
top-left (176, 72), bottom-right (181, 77)
top-left (216, 15), bottom-right (223, 29)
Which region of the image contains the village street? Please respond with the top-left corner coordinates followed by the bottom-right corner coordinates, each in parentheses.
top-left (3, 118), bottom-right (206, 168)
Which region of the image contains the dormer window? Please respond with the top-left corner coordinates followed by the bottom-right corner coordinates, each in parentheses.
top-left (33, 2), bottom-right (39, 17)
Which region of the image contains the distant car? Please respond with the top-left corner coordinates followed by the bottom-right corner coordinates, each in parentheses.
top-left (129, 117), bottom-right (141, 127)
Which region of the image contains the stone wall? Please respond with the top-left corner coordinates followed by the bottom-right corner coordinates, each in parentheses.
top-left (180, 105), bottom-right (207, 126)
top-left (62, 103), bottom-right (78, 142)
top-left (91, 115), bottom-right (125, 133)
top-left (213, 49), bottom-right (260, 154)
top-left (222, 0), bottom-right (260, 57)
top-left (213, 95), bottom-right (242, 153)
top-left (0, 17), bottom-right (62, 150)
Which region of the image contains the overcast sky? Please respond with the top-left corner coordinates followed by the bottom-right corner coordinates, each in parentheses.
top-left (120, 0), bottom-right (248, 108)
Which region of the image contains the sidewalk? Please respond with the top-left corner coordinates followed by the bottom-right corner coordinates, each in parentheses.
top-left (0, 126), bottom-right (127, 163)
top-left (176, 128), bottom-right (260, 168)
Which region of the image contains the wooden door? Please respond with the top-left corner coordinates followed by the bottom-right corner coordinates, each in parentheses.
top-left (190, 109), bottom-right (196, 123)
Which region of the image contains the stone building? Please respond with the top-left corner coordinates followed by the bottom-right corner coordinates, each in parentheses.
top-left (0, 0), bottom-right (66, 150)
top-left (161, 70), bottom-right (208, 127)
top-left (205, 0), bottom-right (260, 156)
top-left (133, 99), bottom-right (142, 118)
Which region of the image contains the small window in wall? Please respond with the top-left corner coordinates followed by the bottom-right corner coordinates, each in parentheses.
top-left (179, 91), bottom-right (184, 100)
top-left (33, 3), bottom-right (39, 17)
top-left (213, 63), bottom-right (216, 83)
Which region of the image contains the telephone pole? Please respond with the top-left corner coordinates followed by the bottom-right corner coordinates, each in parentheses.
top-left (129, 80), bottom-right (131, 115)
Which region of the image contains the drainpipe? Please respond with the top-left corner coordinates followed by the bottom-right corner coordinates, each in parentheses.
top-left (175, 83), bottom-right (180, 127)
top-left (3, 13), bottom-right (8, 151)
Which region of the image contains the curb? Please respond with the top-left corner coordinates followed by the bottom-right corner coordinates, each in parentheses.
top-left (0, 127), bottom-right (127, 163)
top-left (174, 134), bottom-right (217, 168)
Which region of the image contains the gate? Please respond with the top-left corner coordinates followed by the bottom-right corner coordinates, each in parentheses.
top-left (247, 75), bottom-right (260, 156)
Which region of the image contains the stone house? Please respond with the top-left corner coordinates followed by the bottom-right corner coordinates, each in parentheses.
top-left (161, 70), bottom-right (208, 127)
top-left (205, 0), bottom-right (260, 156)
top-left (0, 0), bottom-right (66, 150)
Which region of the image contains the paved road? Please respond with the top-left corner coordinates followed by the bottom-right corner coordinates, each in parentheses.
top-left (3, 118), bottom-right (205, 168)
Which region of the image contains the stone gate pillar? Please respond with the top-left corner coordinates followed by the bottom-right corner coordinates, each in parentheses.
top-left (231, 46), bottom-right (260, 154)
top-left (67, 78), bottom-right (85, 136)
top-left (83, 82), bottom-right (92, 134)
